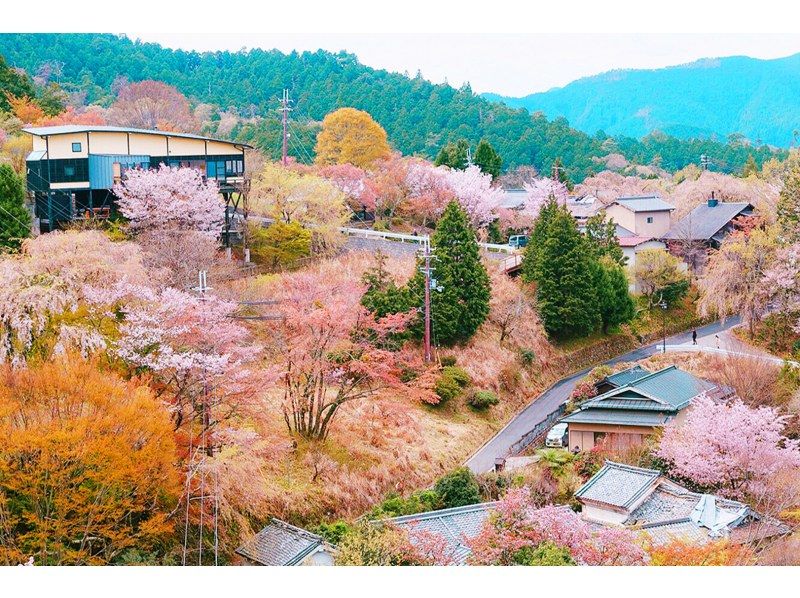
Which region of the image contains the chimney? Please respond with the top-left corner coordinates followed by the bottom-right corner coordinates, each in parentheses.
top-left (708, 191), bottom-right (718, 208)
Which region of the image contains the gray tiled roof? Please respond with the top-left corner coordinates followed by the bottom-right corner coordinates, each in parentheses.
top-left (577, 462), bottom-right (792, 547)
top-left (639, 519), bottom-right (712, 546)
top-left (236, 519), bottom-right (324, 566)
top-left (664, 202), bottom-right (753, 241)
top-left (614, 195), bottom-right (675, 212)
top-left (384, 502), bottom-right (498, 565)
top-left (575, 461), bottom-right (660, 509)
top-left (561, 408), bottom-right (673, 427)
top-left (23, 125), bottom-right (253, 148)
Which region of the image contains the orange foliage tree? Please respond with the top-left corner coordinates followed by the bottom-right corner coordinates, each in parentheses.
top-left (38, 105), bottom-right (108, 127)
top-left (5, 93), bottom-right (45, 125)
top-left (0, 357), bottom-right (180, 565)
top-left (315, 107), bottom-right (391, 169)
top-left (649, 539), bottom-right (755, 566)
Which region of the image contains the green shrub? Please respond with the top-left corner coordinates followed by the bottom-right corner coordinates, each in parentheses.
top-left (249, 221), bottom-right (311, 269)
top-left (519, 348), bottom-right (536, 367)
top-left (434, 467), bottom-right (481, 508)
top-left (434, 375), bottom-right (462, 404)
top-left (315, 520), bottom-right (353, 545)
top-left (369, 489), bottom-right (441, 519)
top-left (441, 366), bottom-right (471, 387)
top-left (513, 542), bottom-right (576, 566)
top-left (440, 355), bottom-right (457, 367)
top-left (468, 389), bottom-right (499, 410)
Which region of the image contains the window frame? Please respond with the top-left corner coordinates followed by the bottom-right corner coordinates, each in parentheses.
top-left (72, 142), bottom-right (82, 153)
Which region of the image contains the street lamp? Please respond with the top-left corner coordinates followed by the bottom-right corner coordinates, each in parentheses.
top-left (658, 295), bottom-right (668, 354)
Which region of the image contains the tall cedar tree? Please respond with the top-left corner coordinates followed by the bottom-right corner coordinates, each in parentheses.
top-left (434, 139), bottom-right (469, 170)
top-left (523, 198), bottom-right (600, 338)
top-left (584, 211), bottom-right (626, 266)
top-left (473, 139), bottom-right (502, 179)
top-left (595, 257), bottom-right (636, 333)
top-left (409, 201), bottom-right (490, 345)
top-left (0, 164), bottom-right (31, 250)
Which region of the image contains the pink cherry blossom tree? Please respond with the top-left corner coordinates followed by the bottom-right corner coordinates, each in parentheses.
top-left (443, 164), bottom-right (506, 227)
top-left (263, 259), bottom-right (411, 440)
top-left (467, 487), bottom-right (647, 565)
top-left (317, 163), bottom-right (377, 212)
top-left (657, 394), bottom-right (800, 514)
top-left (113, 164), bottom-right (225, 236)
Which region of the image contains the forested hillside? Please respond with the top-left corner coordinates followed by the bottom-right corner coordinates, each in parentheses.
top-left (0, 33), bottom-right (785, 180)
top-left (484, 54), bottom-right (800, 147)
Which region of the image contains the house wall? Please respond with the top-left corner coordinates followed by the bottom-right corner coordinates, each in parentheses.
top-left (633, 210), bottom-right (672, 237)
top-left (607, 204), bottom-right (672, 237)
top-left (88, 132), bottom-right (129, 154)
top-left (568, 422), bottom-right (656, 452)
top-left (581, 504), bottom-right (628, 525)
top-left (40, 132), bottom-right (89, 159)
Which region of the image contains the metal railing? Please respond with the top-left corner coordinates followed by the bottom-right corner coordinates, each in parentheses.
top-left (338, 226), bottom-right (517, 254)
top-left (506, 404), bottom-right (566, 456)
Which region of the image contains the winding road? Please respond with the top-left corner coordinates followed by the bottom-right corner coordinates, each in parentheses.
top-left (464, 316), bottom-right (743, 474)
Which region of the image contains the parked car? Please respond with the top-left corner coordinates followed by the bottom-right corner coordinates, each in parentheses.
top-left (508, 234), bottom-right (528, 249)
top-left (545, 423), bottom-right (569, 448)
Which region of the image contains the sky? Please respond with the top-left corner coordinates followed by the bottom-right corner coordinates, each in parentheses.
top-left (131, 33), bottom-right (800, 97)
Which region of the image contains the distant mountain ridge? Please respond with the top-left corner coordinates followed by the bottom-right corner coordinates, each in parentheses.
top-left (483, 54), bottom-right (800, 147)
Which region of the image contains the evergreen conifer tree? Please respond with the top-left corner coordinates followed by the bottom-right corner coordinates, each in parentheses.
top-left (595, 257), bottom-right (636, 333)
top-left (523, 200), bottom-right (600, 338)
top-left (584, 211), bottom-right (626, 266)
top-left (473, 139), bottom-right (502, 179)
top-left (409, 201), bottom-right (490, 345)
top-left (0, 164), bottom-right (31, 251)
top-left (434, 139), bottom-right (470, 170)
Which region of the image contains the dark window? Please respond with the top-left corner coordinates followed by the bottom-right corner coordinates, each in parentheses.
top-left (47, 158), bottom-right (89, 183)
top-left (646, 216), bottom-right (654, 224)
top-left (72, 142), bottom-right (82, 153)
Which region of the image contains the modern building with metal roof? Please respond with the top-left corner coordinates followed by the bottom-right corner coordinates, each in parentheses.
top-left (612, 195), bottom-right (677, 213)
top-left (664, 197), bottom-right (753, 247)
top-left (23, 125), bottom-right (250, 235)
top-left (563, 365), bottom-right (730, 452)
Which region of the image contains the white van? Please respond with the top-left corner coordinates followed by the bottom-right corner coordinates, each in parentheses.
top-left (545, 423), bottom-right (569, 448)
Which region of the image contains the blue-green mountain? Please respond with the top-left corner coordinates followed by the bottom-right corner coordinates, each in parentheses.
top-left (484, 54), bottom-right (800, 148)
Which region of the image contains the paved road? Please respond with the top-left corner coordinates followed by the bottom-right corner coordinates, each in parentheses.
top-left (464, 316), bottom-right (742, 474)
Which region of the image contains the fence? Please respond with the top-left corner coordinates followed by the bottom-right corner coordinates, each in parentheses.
top-left (339, 226), bottom-right (516, 254)
top-left (661, 344), bottom-right (798, 367)
top-left (506, 404), bottom-right (566, 456)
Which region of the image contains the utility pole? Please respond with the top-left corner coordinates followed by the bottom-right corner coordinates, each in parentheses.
top-left (280, 89), bottom-right (292, 166)
top-left (419, 242), bottom-right (435, 363)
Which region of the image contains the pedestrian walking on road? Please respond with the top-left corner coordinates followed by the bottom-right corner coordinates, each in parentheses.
top-left (692, 329), bottom-right (697, 345)
top-left (715, 334), bottom-right (720, 349)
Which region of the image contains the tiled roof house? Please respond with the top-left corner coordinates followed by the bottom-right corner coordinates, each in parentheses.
top-left (381, 502), bottom-right (499, 565)
top-left (236, 519), bottom-right (335, 566)
top-left (576, 461), bottom-right (790, 546)
top-left (665, 197), bottom-right (754, 247)
top-left (562, 365), bottom-right (732, 452)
